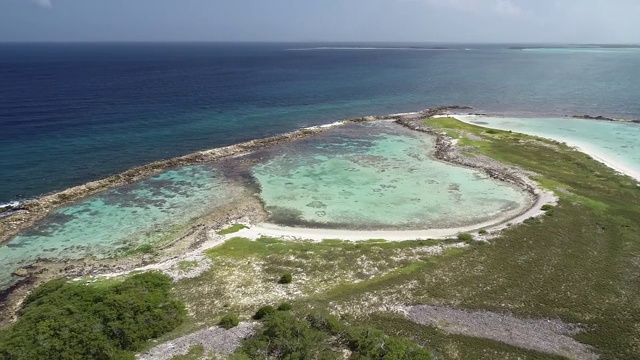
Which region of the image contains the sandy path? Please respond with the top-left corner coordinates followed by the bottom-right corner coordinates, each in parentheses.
top-left (405, 305), bottom-right (598, 360)
top-left (136, 322), bottom-right (256, 360)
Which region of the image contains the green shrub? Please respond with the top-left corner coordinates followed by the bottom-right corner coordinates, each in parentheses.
top-left (541, 204), bottom-right (555, 211)
top-left (0, 272), bottom-right (185, 360)
top-left (216, 224), bottom-right (248, 236)
top-left (234, 312), bottom-right (431, 359)
top-left (278, 273), bottom-right (293, 284)
top-left (219, 314), bottom-right (240, 329)
top-left (478, 229), bottom-right (488, 235)
top-left (457, 233), bottom-right (474, 242)
top-left (240, 312), bottom-right (328, 359)
top-left (253, 305), bottom-right (276, 320)
top-left (523, 217), bottom-right (540, 225)
top-left (306, 312), bottom-right (345, 335)
top-left (346, 326), bottom-right (432, 359)
top-left (276, 302), bottom-right (292, 311)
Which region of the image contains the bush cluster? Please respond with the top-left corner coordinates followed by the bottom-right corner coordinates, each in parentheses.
top-left (253, 305), bottom-right (276, 320)
top-left (457, 233), bottom-right (474, 242)
top-left (219, 314), bottom-right (240, 329)
top-left (0, 272), bottom-right (185, 360)
top-left (278, 273), bottom-right (293, 284)
top-left (234, 311), bottom-right (431, 359)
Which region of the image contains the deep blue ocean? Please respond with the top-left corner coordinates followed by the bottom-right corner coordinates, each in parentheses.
top-left (2, 42), bottom-right (640, 202)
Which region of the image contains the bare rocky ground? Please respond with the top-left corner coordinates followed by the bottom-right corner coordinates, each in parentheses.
top-left (404, 305), bottom-right (598, 360)
top-left (136, 322), bottom-right (256, 360)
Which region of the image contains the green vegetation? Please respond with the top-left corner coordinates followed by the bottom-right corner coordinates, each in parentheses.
top-left (277, 302), bottom-right (292, 311)
top-left (478, 229), bottom-right (488, 235)
top-left (253, 305), bottom-right (276, 320)
top-left (420, 117), bottom-right (640, 358)
top-left (233, 311), bottom-right (431, 359)
top-left (541, 204), bottom-right (555, 211)
top-left (218, 314), bottom-right (239, 329)
top-left (0, 272), bottom-right (185, 360)
top-left (457, 232), bottom-right (474, 242)
top-left (278, 272), bottom-right (293, 284)
top-left (364, 313), bottom-right (568, 360)
top-left (216, 224), bottom-right (248, 236)
top-left (13, 116), bottom-right (636, 359)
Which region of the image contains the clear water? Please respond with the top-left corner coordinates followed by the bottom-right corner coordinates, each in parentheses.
top-left (2, 43), bottom-right (640, 202)
top-left (0, 165), bottom-right (241, 289)
top-left (253, 122), bottom-right (530, 230)
top-left (463, 116), bottom-right (640, 178)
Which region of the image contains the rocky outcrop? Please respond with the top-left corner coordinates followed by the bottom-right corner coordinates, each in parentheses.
top-left (395, 115), bottom-right (537, 196)
top-left (570, 114), bottom-right (640, 123)
top-left (0, 105), bottom-right (473, 245)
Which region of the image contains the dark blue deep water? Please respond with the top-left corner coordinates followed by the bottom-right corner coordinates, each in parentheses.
top-left (2, 43), bottom-right (640, 202)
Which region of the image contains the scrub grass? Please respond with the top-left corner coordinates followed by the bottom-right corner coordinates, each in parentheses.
top-left (118, 117), bottom-right (640, 359)
top-left (399, 117), bottom-right (640, 359)
top-left (170, 237), bottom-right (458, 333)
top-left (363, 313), bottom-right (568, 360)
top-left (216, 224), bottom-right (248, 235)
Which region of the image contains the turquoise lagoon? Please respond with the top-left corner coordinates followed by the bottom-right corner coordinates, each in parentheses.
top-left (2, 121), bottom-right (535, 290)
top-left (459, 115), bottom-right (640, 180)
top-left (253, 122), bottom-right (532, 230)
top-left (0, 165), bottom-right (243, 289)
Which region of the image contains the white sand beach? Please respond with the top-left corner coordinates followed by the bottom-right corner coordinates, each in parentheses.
top-left (452, 114), bottom-right (640, 183)
top-left (238, 189), bottom-right (556, 242)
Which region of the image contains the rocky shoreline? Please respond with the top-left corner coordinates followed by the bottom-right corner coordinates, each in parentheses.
top-left (395, 115), bottom-right (538, 196)
top-left (2, 105), bottom-right (546, 328)
top-left (570, 114), bottom-right (640, 123)
top-left (0, 105), bottom-right (470, 246)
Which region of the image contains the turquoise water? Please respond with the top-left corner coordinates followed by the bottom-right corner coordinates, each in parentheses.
top-left (463, 116), bottom-right (640, 178)
top-left (0, 165), bottom-right (242, 289)
top-left (4, 43), bottom-right (640, 203)
top-left (253, 122), bottom-right (531, 230)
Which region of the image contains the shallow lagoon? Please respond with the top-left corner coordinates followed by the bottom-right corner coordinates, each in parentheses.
top-left (2, 121), bottom-right (535, 290)
top-left (253, 122), bottom-right (531, 230)
top-left (460, 116), bottom-right (640, 179)
top-left (0, 165), bottom-right (242, 289)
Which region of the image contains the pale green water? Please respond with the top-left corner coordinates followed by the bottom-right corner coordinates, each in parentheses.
top-left (0, 165), bottom-right (242, 289)
top-left (253, 122), bottom-right (531, 230)
top-left (2, 122), bottom-right (535, 290)
top-left (461, 115), bottom-right (640, 179)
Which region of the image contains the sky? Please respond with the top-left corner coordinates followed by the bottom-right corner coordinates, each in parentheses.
top-left (1, 0), bottom-right (639, 43)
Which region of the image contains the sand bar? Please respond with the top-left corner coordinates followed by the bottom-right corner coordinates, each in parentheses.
top-left (453, 114), bottom-right (640, 183)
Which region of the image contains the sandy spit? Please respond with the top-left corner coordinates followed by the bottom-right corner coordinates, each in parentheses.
top-left (452, 114), bottom-right (640, 183)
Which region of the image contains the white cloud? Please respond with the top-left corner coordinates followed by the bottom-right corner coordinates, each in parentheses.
top-left (32, 0), bottom-right (53, 9)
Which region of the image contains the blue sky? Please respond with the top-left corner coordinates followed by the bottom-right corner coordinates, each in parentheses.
top-left (1, 0), bottom-right (639, 43)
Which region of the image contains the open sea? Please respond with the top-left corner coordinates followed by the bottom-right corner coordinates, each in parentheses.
top-left (2, 42), bottom-right (640, 202)
top-left (2, 42), bottom-right (640, 290)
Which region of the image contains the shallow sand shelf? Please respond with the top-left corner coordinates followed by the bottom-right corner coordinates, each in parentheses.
top-left (253, 121), bottom-right (533, 230)
top-left (0, 111), bottom-right (544, 292)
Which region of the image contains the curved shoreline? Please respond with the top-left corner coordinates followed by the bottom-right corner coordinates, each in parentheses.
top-left (452, 114), bottom-right (640, 183)
top-left (0, 106), bottom-right (475, 246)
